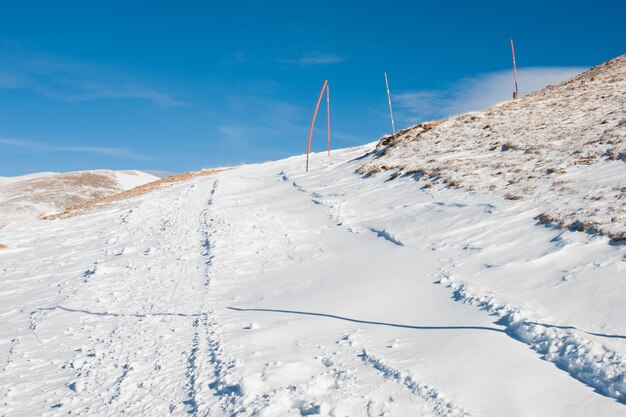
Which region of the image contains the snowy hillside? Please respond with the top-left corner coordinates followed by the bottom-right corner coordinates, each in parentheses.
top-left (360, 54), bottom-right (626, 241)
top-left (0, 58), bottom-right (625, 416)
top-left (0, 170), bottom-right (158, 226)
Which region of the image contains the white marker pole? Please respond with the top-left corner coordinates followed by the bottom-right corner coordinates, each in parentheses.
top-left (384, 72), bottom-right (396, 135)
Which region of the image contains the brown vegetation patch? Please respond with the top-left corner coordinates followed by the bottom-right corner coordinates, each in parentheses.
top-left (64, 172), bottom-right (119, 188)
top-left (535, 213), bottom-right (625, 242)
top-left (574, 156), bottom-right (597, 165)
top-left (373, 121), bottom-right (442, 155)
top-left (3, 172), bottom-right (123, 208)
top-left (0, 244), bottom-right (7, 249)
top-left (546, 167), bottom-right (567, 175)
top-left (42, 168), bottom-right (229, 220)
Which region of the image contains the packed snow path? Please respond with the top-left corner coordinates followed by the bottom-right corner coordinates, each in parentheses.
top-left (1, 146), bottom-right (624, 416)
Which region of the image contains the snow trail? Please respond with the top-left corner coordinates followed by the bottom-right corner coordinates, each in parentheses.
top-left (1, 176), bottom-right (237, 416)
top-left (359, 350), bottom-right (472, 417)
top-left (204, 155), bottom-right (624, 416)
top-left (1, 145), bottom-right (624, 416)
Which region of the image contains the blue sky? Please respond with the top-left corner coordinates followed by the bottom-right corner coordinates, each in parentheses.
top-left (1, 0), bottom-right (624, 176)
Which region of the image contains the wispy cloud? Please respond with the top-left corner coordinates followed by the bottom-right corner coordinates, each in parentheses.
top-left (0, 137), bottom-right (156, 160)
top-left (45, 80), bottom-right (184, 107)
top-left (277, 52), bottom-right (344, 66)
top-left (0, 46), bottom-right (183, 107)
top-left (0, 70), bottom-right (21, 88)
top-left (214, 94), bottom-right (313, 160)
top-left (393, 66), bottom-right (588, 124)
top-left (332, 131), bottom-right (369, 145)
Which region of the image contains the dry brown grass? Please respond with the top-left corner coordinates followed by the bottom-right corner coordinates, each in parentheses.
top-left (2, 172), bottom-right (124, 210)
top-left (535, 213), bottom-right (624, 241)
top-left (42, 168), bottom-right (229, 220)
top-left (373, 121), bottom-right (442, 155)
top-left (0, 244), bottom-right (7, 249)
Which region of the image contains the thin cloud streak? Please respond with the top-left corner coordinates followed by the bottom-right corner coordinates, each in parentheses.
top-left (215, 95), bottom-right (308, 158)
top-left (277, 52), bottom-right (344, 66)
top-left (332, 131), bottom-right (369, 145)
top-left (393, 66), bottom-right (588, 124)
top-left (215, 91), bottom-right (368, 159)
top-left (0, 137), bottom-right (156, 160)
top-left (0, 47), bottom-right (184, 107)
top-left (0, 71), bottom-right (21, 88)
top-left (53, 80), bottom-right (185, 107)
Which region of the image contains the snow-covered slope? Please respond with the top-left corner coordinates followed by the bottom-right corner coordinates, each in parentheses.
top-left (1, 143), bottom-right (624, 416)
top-left (360, 54), bottom-right (626, 241)
top-left (0, 170), bottom-right (158, 226)
top-left (1, 57), bottom-right (624, 416)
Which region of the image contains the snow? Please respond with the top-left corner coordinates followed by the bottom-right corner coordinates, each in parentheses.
top-left (0, 58), bottom-right (624, 416)
top-left (114, 170), bottom-right (160, 189)
top-left (0, 142), bottom-right (624, 416)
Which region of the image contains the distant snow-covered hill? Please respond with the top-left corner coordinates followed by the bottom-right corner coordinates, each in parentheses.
top-left (0, 170), bottom-right (158, 226)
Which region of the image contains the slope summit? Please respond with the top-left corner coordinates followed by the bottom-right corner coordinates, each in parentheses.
top-left (359, 54), bottom-right (626, 240)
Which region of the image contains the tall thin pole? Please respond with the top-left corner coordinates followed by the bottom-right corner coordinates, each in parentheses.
top-left (306, 80), bottom-right (328, 172)
top-left (510, 39), bottom-right (519, 99)
top-left (326, 83), bottom-right (331, 157)
top-left (384, 72), bottom-right (396, 135)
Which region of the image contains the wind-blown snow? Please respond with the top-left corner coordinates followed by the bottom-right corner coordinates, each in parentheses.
top-left (1, 58), bottom-right (625, 416)
top-left (1, 142), bottom-right (624, 416)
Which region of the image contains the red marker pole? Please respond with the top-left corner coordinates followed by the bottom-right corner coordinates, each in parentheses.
top-left (306, 80), bottom-right (328, 172)
top-left (510, 39), bottom-right (519, 99)
top-left (326, 83), bottom-right (331, 157)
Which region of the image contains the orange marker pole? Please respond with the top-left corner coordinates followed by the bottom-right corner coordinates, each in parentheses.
top-left (306, 80), bottom-right (328, 172)
top-left (510, 39), bottom-right (519, 99)
top-left (326, 83), bottom-right (331, 157)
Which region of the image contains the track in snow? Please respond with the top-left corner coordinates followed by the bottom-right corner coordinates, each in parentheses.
top-left (1, 146), bottom-right (624, 416)
top-left (278, 162), bottom-right (626, 406)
